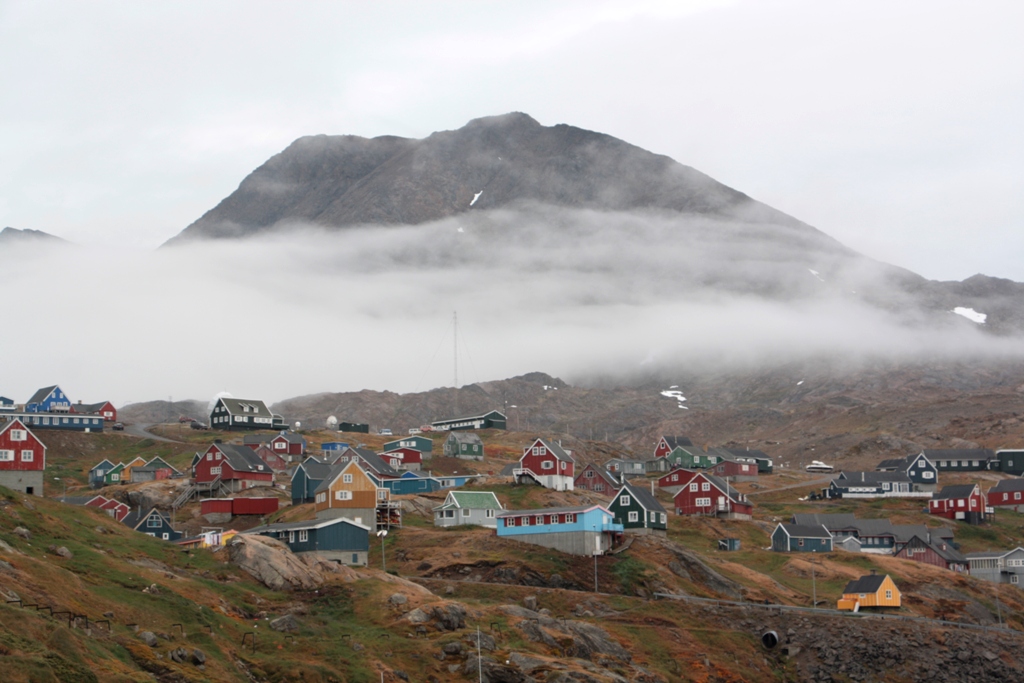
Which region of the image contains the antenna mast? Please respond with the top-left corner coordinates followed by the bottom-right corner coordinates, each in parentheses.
top-left (453, 311), bottom-right (458, 389)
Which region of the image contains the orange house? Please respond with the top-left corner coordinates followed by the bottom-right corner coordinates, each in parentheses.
top-left (837, 572), bottom-right (901, 611)
top-left (313, 459), bottom-right (389, 527)
top-left (120, 456), bottom-right (148, 483)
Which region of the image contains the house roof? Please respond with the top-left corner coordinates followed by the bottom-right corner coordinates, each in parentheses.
top-left (579, 464), bottom-right (621, 486)
top-left (850, 519), bottom-right (897, 537)
top-left (842, 574), bottom-right (888, 595)
top-left (215, 397), bottom-right (272, 416)
top-left (123, 507), bottom-right (169, 531)
top-left (498, 504), bottom-right (611, 518)
top-left (965, 547), bottom-right (1024, 561)
top-left (990, 479), bottom-right (1024, 494)
top-left (779, 523), bottom-right (832, 539)
top-left (90, 459), bottom-right (116, 472)
top-left (447, 432), bottom-right (483, 446)
top-left (27, 385), bottom-right (59, 405)
top-left (834, 471), bottom-right (911, 485)
top-left (74, 401), bottom-right (109, 414)
top-left (661, 436), bottom-right (693, 449)
top-left (432, 410), bottom-right (506, 425)
top-left (604, 457), bottom-right (644, 467)
top-left (934, 484), bottom-right (979, 500)
top-left (435, 491), bottom-right (502, 511)
top-left (876, 456), bottom-right (910, 470)
top-left (529, 438), bottom-right (574, 463)
top-left (212, 443), bottom-right (271, 474)
top-left (903, 535), bottom-right (968, 563)
top-left (145, 456), bottom-right (180, 473)
top-left (617, 482), bottom-right (667, 514)
top-left (701, 472), bottom-right (744, 502)
top-left (298, 456), bottom-right (332, 481)
top-left (791, 513), bottom-right (858, 529)
top-left (922, 448), bottom-right (997, 461)
top-left (724, 448), bottom-right (770, 460)
top-left (891, 524), bottom-right (930, 544)
top-left (349, 448), bottom-right (399, 476)
top-left (243, 516), bottom-right (371, 534)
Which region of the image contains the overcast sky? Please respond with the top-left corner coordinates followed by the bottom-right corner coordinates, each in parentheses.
top-left (1, 1), bottom-right (1022, 280)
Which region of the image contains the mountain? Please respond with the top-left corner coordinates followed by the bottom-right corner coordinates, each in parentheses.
top-left (165, 112), bottom-right (823, 243)
top-left (0, 226), bottom-right (67, 244)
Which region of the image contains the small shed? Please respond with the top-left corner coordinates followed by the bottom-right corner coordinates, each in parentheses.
top-left (837, 572), bottom-right (901, 611)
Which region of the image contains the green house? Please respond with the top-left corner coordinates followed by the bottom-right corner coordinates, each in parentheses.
top-left (104, 462), bottom-right (126, 486)
top-left (609, 482), bottom-right (667, 534)
top-left (443, 432), bottom-right (484, 460)
top-left (667, 446), bottom-right (718, 470)
top-left (383, 436), bottom-right (433, 454)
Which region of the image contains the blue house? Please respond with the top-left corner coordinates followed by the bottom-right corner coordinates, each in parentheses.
top-left (384, 436), bottom-right (433, 455)
top-left (88, 459), bottom-right (116, 489)
top-left (6, 412), bottom-right (105, 432)
top-left (876, 452), bottom-right (938, 491)
top-left (496, 504), bottom-right (623, 556)
top-left (290, 456), bottom-right (333, 505)
top-left (771, 523), bottom-right (833, 553)
top-left (123, 508), bottom-right (181, 542)
top-left (0, 397), bottom-right (14, 412)
top-left (381, 472), bottom-right (444, 496)
top-left (245, 516), bottom-right (370, 566)
top-left (25, 385), bottom-right (72, 413)
top-left (321, 442), bottom-right (350, 456)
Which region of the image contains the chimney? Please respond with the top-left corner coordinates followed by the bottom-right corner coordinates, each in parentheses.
top-left (870, 569), bottom-right (877, 575)
top-left (861, 472), bottom-right (865, 482)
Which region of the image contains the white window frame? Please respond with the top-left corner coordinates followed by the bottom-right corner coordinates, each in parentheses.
top-left (20, 449), bottom-right (33, 462)
top-left (620, 495), bottom-right (630, 506)
top-left (628, 511), bottom-right (638, 522)
top-left (701, 482), bottom-right (710, 492)
top-left (695, 497), bottom-right (711, 506)
top-left (541, 460), bottom-right (554, 470)
top-left (343, 473), bottom-right (353, 484)
top-left (462, 508), bottom-right (471, 517)
top-left (689, 483), bottom-right (698, 492)
top-left (335, 490), bottom-right (352, 500)
top-left (299, 530), bottom-right (308, 542)
top-left (0, 449), bottom-right (15, 462)
top-left (9, 429), bottom-right (26, 442)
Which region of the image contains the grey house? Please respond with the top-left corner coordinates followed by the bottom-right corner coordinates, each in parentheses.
top-left (244, 516), bottom-right (370, 566)
top-left (876, 452), bottom-right (938, 491)
top-left (443, 432), bottom-right (484, 460)
top-left (433, 491), bottom-right (503, 528)
top-left (771, 523), bottom-right (833, 553)
top-left (966, 547), bottom-right (1024, 586)
top-left (604, 458), bottom-right (646, 478)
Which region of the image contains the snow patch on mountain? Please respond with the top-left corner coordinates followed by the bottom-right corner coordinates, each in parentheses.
top-left (953, 307), bottom-right (986, 324)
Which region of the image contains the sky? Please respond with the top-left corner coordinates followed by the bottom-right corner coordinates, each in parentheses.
top-left (0, 1), bottom-right (1022, 406)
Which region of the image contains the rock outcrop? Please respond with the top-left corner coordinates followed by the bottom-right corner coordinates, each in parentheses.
top-left (227, 535), bottom-right (323, 591)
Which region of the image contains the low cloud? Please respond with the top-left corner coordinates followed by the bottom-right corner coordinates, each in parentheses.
top-left (1, 206), bottom-right (1018, 406)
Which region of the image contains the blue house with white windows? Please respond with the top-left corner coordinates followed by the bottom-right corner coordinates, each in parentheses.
top-left (245, 516), bottom-right (370, 566)
top-left (496, 504), bottom-right (623, 556)
top-left (123, 508), bottom-right (181, 542)
top-left (381, 471), bottom-right (444, 496)
top-left (0, 397), bottom-right (14, 412)
top-left (290, 456), bottom-right (333, 505)
top-left (25, 385), bottom-right (72, 413)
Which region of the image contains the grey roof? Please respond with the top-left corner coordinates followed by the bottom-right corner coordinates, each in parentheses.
top-left (534, 438), bottom-right (574, 463)
top-left (891, 524), bottom-right (930, 543)
top-left (850, 519), bottom-right (897, 537)
top-left (876, 457), bottom-right (910, 470)
top-left (834, 471), bottom-right (911, 485)
top-left (724, 448), bottom-right (770, 460)
top-left (351, 448), bottom-right (398, 476)
top-left (215, 397), bottom-right (272, 416)
top-left (792, 513), bottom-right (858, 529)
top-left (124, 507), bottom-right (169, 531)
top-left (661, 436), bottom-right (693, 449)
top-left (27, 385), bottom-right (59, 405)
top-left (73, 401), bottom-right (108, 414)
top-left (780, 523), bottom-right (832, 539)
top-left (903, 535), bottom-right (968, 564)
top-left (448, 432), bottom-right (483, 446)
top-left (990, 479), bottom-right (1024, 494)
top-left (923, 448), bottom-right (997, 461)
top-left (617, 482), bottom-right (667, 514)
top-left (842, 574), bottom-right (888, 594)
top-left (90, 459), bottom-right (116, 471)
top-left (243, 516), bottom-right (370, 534)
top-left (934, 484), bottom-right (979, 500)
top-left (702, 472), bottom-right (744, 502)
top-left (966, 547), bottom-right (1024, 560)
top-left (297, 456), bottom-right (332, 481)
top-left (932, 526), bottom-right (955, 540)
top-left (432, 410), bottom-right (506, 425)
top-left (212, 443), bottom-right (271, 473)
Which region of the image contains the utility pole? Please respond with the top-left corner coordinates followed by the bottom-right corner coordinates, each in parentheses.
top-left (453, 311), bottom-right (459, 417)
top-left (811, 551), bottom-right (817, 608)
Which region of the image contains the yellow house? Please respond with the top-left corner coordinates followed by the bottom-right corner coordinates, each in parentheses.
top-left (313, 459), bottom-right (388, 526)
top-left (837, 572), bottom-right (901, 611)
top-left (120, 457), bottom-right (148, 483)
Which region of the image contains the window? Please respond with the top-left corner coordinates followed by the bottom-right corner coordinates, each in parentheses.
top-left (209, 466), bottom-right (221, 475)
top-left (660, 513), bottom-right (666, 524)
top-left (541, 460), bottom-right (553, 470)
top-left (20, 450), bottom-right (33, 462)
top-left (620, 495), bottom-right (630, 506)
top-left (335, 490), bottom-right (352, 500)
top-left (628, 511), bottom-right (638, 522)
top-left (671, 474), bottom-right (678, 482)
top-left (289, 531), bottom-right (295, 543)
top-left (378, 489), bottom-right (388, 500)
top-left (147, 515), bottom-right (162, 528)
top-left (353, 553), bottom-right (359, 564)
top-left (445, 510), bottom-right (455, 518)
top-left (1017, 492), bottom-right (1022, 501)
top-left (485, 509), bottom-right (495, 518)
top-left (585, 470), bottom-right (594, 478)
top-left (206, 453), bottom-right (213, 461)
top-left (695, 497), bottom-right (711, 506)
top-left (650, 511), bottom-right (656, 522)
top-left (885, 590), bottom-right (892, 599)
top-left (461, 508), bottom-right (471, 518)
top-left (958, 499), bottom-right (965, 508)
top-left (689, 483), bottom-right (698, 492)
top-left (275, 442), bottom-right (285, 450)
top-left (343, 474), bottom-right (353, 484)
top-left (565, 513), bottom-right (575, 523)
top-left (535, 515), bottom-right (543, 525)
top-left (798, 539), bottom-right (805, 547)
top-left (1013, 575), bottom-right (1020, 585)
top-left (9, 429), bottom-right (26, 442)
top-left (162, 533), bottom-right (170, 540)
top-left (595, 484), bottom-right (604, 492)
top-left (0, 450), bottom-right (14, 462)
top-left (701, 482), bottom-right (710, 492)
top-left (561, 461), bottom-right (566, 470)
top-left (922, 471), bottom-right (934, 479)
top-left (299, 530), bottom-right (308, 542)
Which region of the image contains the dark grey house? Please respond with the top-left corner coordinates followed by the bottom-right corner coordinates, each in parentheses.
top-left (876, 452), bottom-right (938, 491)
top-left (245, 516), bottom-right (370, 566)
top-left (924, 448), bottom-right (998, 472)
top-left (609, 482), bottom-right (667, 534)
top-left (771, 523), bottom-right (833, 553)
top-left (443, 432), bottom-right (484, 460)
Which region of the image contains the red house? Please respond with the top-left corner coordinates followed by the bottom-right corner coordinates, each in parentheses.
top-left (894, 535), bottom-right (968, 572)
top-left (380, 447), bottom-right (423, 472)
top-left (73, 401), bottom-right (117, 422)
top-left (707, 456), bottom-right (758, 481)
top-left (243, 431), bottom-right (306, 459)
top-left (654, 436), bottom-right (692, 459)
top-left (253, 445), bottom-right (289, 472)
top-left (88, 495), bottom-right (131, 522)
top-left (657, 468), bottom-right (697, 494)
top-left (988, 479), bottom-right (1024, 512)
top-left (929, 484), bottom-right (985, 523)
top-left (573, 463), bottom-right (620, 495)
top-left (514, 438), bottom-right (575, 491)
top-left (672, 472), bottom-right (752, 520)
top-left (0, 418), bottom-right (46, 496)
top-left (193, 443), bottom-right (274, 494)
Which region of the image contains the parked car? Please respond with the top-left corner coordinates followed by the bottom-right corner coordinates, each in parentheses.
top-left (112, 422), bottom-right (125, 431)
top-left (178, 415), bottom-right (196, 423)
top-left (190, 421), bottom-right (210, 431)
top-left (408, 428), bottom-right (422, 435)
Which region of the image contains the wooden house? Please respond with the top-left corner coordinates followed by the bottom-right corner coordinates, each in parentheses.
top-left (837, 572), bottom-right (901, 611)
top-left (496, 504), bottom-right (623, 556)
top-left (669, 446), bottom-right (719, 471)
top-left (0, 418), bottom-right (46, 496)
top-left (247, 444), bottom-right (287, 472)
top-left (245, 517), bottom-right (370, 565)
top-left (654, 436), bottom-right (693, 458)
top-left (337, 422), bottom-right (369, 434)
top-left (314, 459), bottom-right (399, 529)
top-left (988, 478), bottom-right (1024, 513)
top-left (706, 454), bottom-right (758, 482)
top-left (384, 435), bottom-right (433, 455)
top-left (130, 456), bottom-right (180, 483)
top-left (443, 432), bottom-right (483, 460)
top-left (574, 463), bottom-right (621, 494)
top-left (193, 443), bottom-right (274, 494)
top-left (771, 523), bottom-right (833, 552)
top-left (321, 442), bottom-right (349, 456)
top-left (514, 438), bottom-right (575, 491)
top-left (380, 447), bottom-right (423, 472)
top-left (930, 484), bottom-right (985, 523)
top-left (673, 472), bottom-right (752, 520)
top-left (120, 456), bottom-right (148, 483)
top-left (894, 535), bottom-right (968, 572)
top-left (996, 449), bottom-right (1024, 476)
top-left (657, 467), bottom-right (697, 495)
top-left (724, 448), bottom-right (773, 474)
top-left (876, 452), bottom-right (938, 491)
top-left (90, 496), bottom-right (131, 522)
top-left (244, 431), bottom-right (306, 459)
top-left (89, 459), bottom-right (116, 489)
top-left (433, 491), bottom-right (503, 528)
top-left (24, 385), bottom-right (72, 413)
top-left (603, 458), bottom-right (645, 478)
top-left (329, 447), bottom-right (400, 479)
top-left (609, 482), bottom-right (667, 534)
top-left (209, 397), bottom-right (283, 431)
top-left (431, 410), bottom-right (506, 432)
top-left (123, 508), bottom-right (181, 542)
top-left (72, 400), bottom-right (117, 422)
top-left (291, 457), bottom-right (332, 504)
top-left (4, 411), bottom-right (104, 432)
top-left (0, 396), bottom-right (14, 412)
top-left (826, 471), bottom-right (919, 499)
top-left (379, 471), bottom-right (443, 496)
top-left (966, 547), bottom-right (1024, 585)
top-left (925, 448), bottom-right (998, 472)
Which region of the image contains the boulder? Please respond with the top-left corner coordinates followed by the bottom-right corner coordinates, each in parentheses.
top-left (13, 527), bottom-right (30, 540)
top-left (168, 647), bottom-right (188, 663)
top-left (127, 483), bottom-right (182, 511)
top-left (139, 631), bottom-right (159, 647)
top-left (227, 535), bottom-right (323, 591)
top-left (388, 593), bottom-right (408, 606)
top-left (191, 648), bottom-right (206, 666)
top-left (405, 602), bottom-right (467, 631)
top-left (270, 614), bottom-right (300, 632)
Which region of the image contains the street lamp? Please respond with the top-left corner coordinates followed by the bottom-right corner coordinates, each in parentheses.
top-left (592, 523), bottom-right (599, 593)
top-left (377, 529), bottom-right (388, 573)
top-left (810, 550), bottom-right (817, 609)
